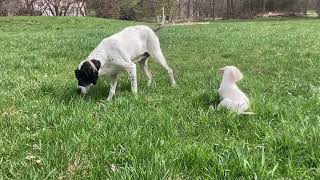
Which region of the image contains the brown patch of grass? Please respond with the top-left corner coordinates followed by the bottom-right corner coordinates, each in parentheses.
top-left (1, 106), bottom-right (21, 117)
top-left (58, 154), bottom-right (83, 180)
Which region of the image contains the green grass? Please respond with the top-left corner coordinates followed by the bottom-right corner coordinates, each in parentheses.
top-left (0, 16), bottom-right (320, 179)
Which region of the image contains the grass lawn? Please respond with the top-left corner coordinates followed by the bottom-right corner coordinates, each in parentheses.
top-left (0, 16), bottom-right (319, 179)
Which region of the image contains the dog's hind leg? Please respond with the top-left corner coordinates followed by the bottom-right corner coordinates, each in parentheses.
top-left (218, 98), bottom-right (248, 114)
top-left (150, 50), bottom-right (176, 86)
top-left (218, 98), bottom-right (235, 111)
top-left (107, 74), bottom-right (119, 101)
top-left (139, 57), bottom-right (152, 86)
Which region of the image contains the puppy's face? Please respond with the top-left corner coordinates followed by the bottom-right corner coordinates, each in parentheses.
top-left (219, 66), bottom-right (243, 82)
top-left (75, 60), bottom-right (100, 94)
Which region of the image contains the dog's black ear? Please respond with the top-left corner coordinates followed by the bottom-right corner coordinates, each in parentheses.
top-left (75, 69), bottom-right (79, 78)
top-left (89, 59), bottom-right (100, 85)
top-left (92, 71), bottom-right (99, 85)
top-left (91, 59), bottom-right (101, 70)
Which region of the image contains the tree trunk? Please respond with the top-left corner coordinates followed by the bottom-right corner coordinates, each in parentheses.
top-left (230, 0), bottom-right (234, 15)
top-left (178, 0), bottom-right (181, 19)
top-left (193, 0), bottom-right (196, 19)
top-left (0, 0), bottom-right (2, 11)
top-left (227, 0), bottom-right (231, 14)
top-left (304, 0), bottom-right (308, 15)
top-left (25, 0), bottom-right (34, 15)
top-left (79, 0), bottom-right (86, 16)
top-left (63, 2), bottom-right (72, 16)
top-left (248, 0), bottom-right (251, 17)
top-left (212, 0), bottom-right (215, 19)
top-left (169, 8), bottom-right (172, 22)
top-left (187, 0), bottom-right (191, 19)
top-left (317, 0), bottom-right (320, 17)
top-left (0, 0), bottom-right (3, 16)
top-left (226, 0), bottom-right (233, 18)
top-left (263, 0), bottom-right (267, 13)
top-left (162, 6), bottom-right (165, 25)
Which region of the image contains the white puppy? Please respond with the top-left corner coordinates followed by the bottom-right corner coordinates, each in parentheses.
top-left (75, 25), bottom-right (176, 100)
top-left (217, 66), bottom-right (254, 114)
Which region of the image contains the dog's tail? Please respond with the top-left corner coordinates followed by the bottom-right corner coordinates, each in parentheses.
top-left (240, 112), bottom-right (256, 115)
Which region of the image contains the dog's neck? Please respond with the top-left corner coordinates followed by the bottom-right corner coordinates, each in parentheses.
top-left (221, 75), bottom-right (237, 87)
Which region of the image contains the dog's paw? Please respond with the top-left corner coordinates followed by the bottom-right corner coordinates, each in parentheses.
top-left (209, 105), bottom-right (216, 110)
top-left (171, 82), bottom-right (177, 87)
top-left (106, 97), bottom-right (112, 102)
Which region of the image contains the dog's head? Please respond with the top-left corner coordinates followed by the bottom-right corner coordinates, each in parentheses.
top-left (219, 66), bottom-right (243, 82)
top-left (75, 59), bottom-right (101, 94)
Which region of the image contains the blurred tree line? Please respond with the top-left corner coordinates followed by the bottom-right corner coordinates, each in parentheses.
top-left (1, 0), bottom-right (320, 20)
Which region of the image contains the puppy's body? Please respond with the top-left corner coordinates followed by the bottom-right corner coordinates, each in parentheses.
top-left (75, 25), bottom-right (176, 100)
top-left (218, 66), bottom-right (253, 114)
top-left (218, 79), bottom-right (250, 113)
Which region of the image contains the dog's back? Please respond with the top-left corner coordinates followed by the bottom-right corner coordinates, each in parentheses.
top-left (87, 25), bottom-right (157, 62)
top-left (111, 25), bottom-right (156, 45)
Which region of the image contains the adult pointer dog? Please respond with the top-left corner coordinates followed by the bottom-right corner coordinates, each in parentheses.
top-left (75, 25), bottom-right (176, 100)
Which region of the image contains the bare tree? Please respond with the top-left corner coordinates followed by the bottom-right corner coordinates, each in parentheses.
top-left (316, 0), bottom-right (320, 17)
top-left (0, 0), bottom-right (315, 19)
top-left (262, 0), bottom-right (267, 12)
top-left (42, 0), bottom-right (77, 16)
top-left (0, 0), bottom-right (8, 15)
top-left (23, 0), bottom-right (37, 15)
top-left (212, 0), bottom-right (216, 19)
top-left (75, 0), bottom-right (86, 16)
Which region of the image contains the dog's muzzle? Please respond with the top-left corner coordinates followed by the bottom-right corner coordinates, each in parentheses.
top-left (77, 88), bottom-right (82, 94)
top-left (77, 85), bottom-right (92, 94)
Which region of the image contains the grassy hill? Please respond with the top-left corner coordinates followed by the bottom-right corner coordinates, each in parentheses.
top-left (0, 16), bottom-right (319, 179)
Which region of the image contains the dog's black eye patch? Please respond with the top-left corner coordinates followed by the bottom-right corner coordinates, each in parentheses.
top-left (75, 69), bottom-right (86, 80)
top-left (75, 68), bottom-right (91, 86)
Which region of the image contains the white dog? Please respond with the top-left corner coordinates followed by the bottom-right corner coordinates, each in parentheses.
top-left (217, 66), bottom-right (254, 114)
top-left (75, 25), bottom-right (176, 100)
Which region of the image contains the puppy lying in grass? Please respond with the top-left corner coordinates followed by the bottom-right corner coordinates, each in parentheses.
top-left (217, 66), bottom-right (254, 115)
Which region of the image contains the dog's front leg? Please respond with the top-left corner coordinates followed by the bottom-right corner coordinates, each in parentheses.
top-left (126, 63), bottom-right (138, 94)
top-left (107, 74), bottom-right (118, 101)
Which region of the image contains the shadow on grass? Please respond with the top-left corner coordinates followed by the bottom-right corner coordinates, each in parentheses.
top-left (39, 80), bottom-right (133, 104)
top-left (193, 92), bottom-right (221, 110)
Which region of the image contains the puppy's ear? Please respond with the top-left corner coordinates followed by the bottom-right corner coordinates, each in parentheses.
top-left (218, 68), bottom-right (224, 75)
top-left (231, 68), bottom-right (243, 82)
